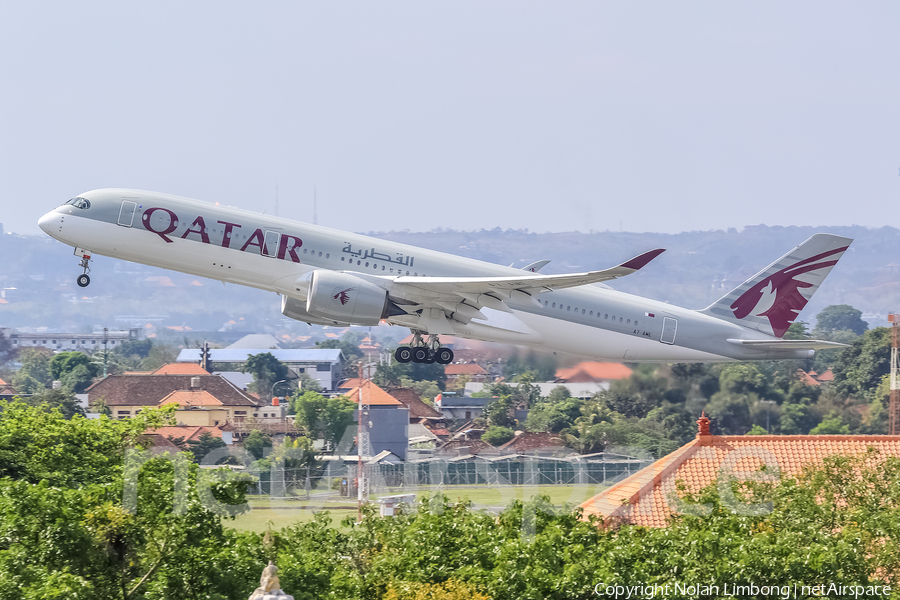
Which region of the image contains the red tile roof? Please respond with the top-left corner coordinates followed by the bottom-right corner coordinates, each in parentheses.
top-left (87, 374), bottom-right (261, 407)
top-left (580, 423), bottom-right (900, 528)
top-left (556, 362), bottom-right (633, 382)
top-left (445, 363), bottom-right (488, 376)
top-left (498, 432), bottom-right (564, 451)
top-left (385, 387), bottom-right (444, 419)
top-left (343, 380), bottom-right (402, 406)
top-left (159, 390), bottom-right (224, 407)
top-left (153, 363), bottom-right (210, 375)
top-left (146, 425), bottom-right (225, 443)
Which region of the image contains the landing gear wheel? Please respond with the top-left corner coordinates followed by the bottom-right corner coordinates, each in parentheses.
top-left (423, 350), bottom-right (436, 364)
top-left (77, 274), bottom-right (90, 288)
top-left (412, 347), bottom-right (429, 363)
top-left (436, 348), bottom-right (454, 364)
top-left (395, 347), bottom-right (412, 363)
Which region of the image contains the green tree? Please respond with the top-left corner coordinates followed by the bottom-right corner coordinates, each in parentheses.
top-left (831, 327), bottom-right (891, 401)
top-left (49, 351), bottom-right (98, 383)
top-left (0, 331), bottom-right (13, 366)
top-left (481, 426), bottom-right (515, 446)
top-left (242, 353), bottom-right (290, 401)
top-left (291, 391), bottom-right (356, 451)
top-left (114, 339), bottom-right (153, 358)
top-left (812, 304), bottom-right (868, 339)
top-left (24, 387), bottom-right (85, 419)
top-left (14, 348), bottom-right (52, 389)
top-left (186, 431), bottom-right (229, 463)
top-left (483, 395), bottom-right (515, 428)
top-left (243, 429), bottom-right (272, 461)
top-left (809, 412), bottom-right (851, 435)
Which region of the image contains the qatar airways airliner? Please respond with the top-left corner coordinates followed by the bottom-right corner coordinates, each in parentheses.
top-left (39, 189), bottom-right (851, 364)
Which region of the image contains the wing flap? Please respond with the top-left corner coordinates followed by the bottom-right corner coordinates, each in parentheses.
top-left (726, 338), bottom-right (849, 351)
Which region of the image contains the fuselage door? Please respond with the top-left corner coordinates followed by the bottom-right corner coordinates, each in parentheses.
top-left (117, 201), bottom-right (137, 227)
top-left (263, 230), bottom-right (280, 257)
top-left (660, 317), bottom-right (677, 345)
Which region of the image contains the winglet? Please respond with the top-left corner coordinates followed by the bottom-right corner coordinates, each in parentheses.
top-left (620, 248), bottom-right (666, 271)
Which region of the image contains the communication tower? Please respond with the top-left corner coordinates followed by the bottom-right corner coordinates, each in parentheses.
top-left (357, 364), bottom-right (371, 519)
top-left (890, 314), bottom-right (900, 436)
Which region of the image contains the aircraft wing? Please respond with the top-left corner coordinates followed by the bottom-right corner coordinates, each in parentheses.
top-left (726, 338), bottom-right (849, 351)
top-left (391, 248), bottom-right (665, 296)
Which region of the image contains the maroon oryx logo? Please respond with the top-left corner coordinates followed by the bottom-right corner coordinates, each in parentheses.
top-left (333, 287), bottom-right (355, 306)
top-left (730, 246), bottom-right (847, 337)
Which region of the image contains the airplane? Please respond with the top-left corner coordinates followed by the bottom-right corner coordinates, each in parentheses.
top-left (39, 189), bottom-right (851, 365)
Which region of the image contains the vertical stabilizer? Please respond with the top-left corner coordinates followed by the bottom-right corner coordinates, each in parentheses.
top-left (699, 234), bottom-right (852, 338)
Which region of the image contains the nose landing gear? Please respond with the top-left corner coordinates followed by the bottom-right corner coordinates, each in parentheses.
top-left (76, 251), bottom-right (92, 287)
top-left (394, 332), bottom-right (454, 365)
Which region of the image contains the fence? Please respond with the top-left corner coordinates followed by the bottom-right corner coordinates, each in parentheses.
top-left (248, 453), bottom-right (652, 497)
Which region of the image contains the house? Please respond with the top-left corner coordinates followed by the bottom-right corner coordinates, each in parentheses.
top-left (86, 366), bottom-right (263, 426)
top-left (343, 380), bottom-right (410, 461)
top-left (434, 393), bottom-right (489, 422)
top-left (176, 348), bottom-right (345, 391)
top-left (555, 361), bottom-right (633, 383)
top-left (385, 386), bottom-right (449, 446)
top-left (444, 363), bottom-right (489, 385)
top-left (579, 413), bottom-right (900, 528)
top-left (143, 425), bottom-right (232, 450)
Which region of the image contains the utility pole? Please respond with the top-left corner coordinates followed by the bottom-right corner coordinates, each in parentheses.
top-left (889, 313), bottom-right (899, 436)
top-left (357, 363), bottom-right (370, 520)
top-left (103, 327), bottom-right (108, 377)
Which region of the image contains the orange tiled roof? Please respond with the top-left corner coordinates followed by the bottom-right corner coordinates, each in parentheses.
top-left (445, 363), bottom-right (488, 376)
top-left (159, 390), bottom-right (224, 407)
top-left (0, 377), bottom-right (7, 386)
top-left (580, 424), bottom-right (900, 528)
top-left (343, 380), bottom-right (402, 406)
top-left (338, 378), bottom-right (363, 390)
top-left (816, 369), bottom-right (834, 382)
top-left (798, 370), bottom-right (820, 387)
top-left (556, 362), bottom-right (633, 382)
top-left (146, 425), bottom-right (224, 442)
top-left (153, 363), bottom-right (210, 375)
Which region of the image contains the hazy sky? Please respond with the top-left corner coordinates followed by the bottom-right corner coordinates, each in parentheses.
top-left (2, 2), bottom-right (899, 236)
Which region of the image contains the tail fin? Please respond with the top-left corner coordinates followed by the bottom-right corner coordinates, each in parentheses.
top-left (699, 233), bottom-right (852, 338)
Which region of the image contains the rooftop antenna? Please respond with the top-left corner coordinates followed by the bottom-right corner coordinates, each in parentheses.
top-left (313, 185), bottom-right (318, 226)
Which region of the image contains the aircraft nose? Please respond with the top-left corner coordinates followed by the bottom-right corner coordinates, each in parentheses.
top-left (38, 210), bottom-right (59, 234)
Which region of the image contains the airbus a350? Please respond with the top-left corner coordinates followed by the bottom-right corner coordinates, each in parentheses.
top-left (39, 189), bottom-right (851, 364)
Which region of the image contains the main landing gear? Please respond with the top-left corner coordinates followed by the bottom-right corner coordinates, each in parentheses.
top-left (76, 251), bottom-right (92, 288)
top-left (395, 332), bottom-right (454, 365)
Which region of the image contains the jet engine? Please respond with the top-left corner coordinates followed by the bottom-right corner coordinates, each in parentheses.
top-left (294, 270), bottom-right (402, 326)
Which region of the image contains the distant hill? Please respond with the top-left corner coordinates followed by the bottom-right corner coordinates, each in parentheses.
top-left (2, 224), bottom-right (897, 333)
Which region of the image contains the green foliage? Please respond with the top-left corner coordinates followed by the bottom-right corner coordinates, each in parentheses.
top-left (14, 348), bottom-right (52, 389)
top-left (400, 378), bottom-right (441, 404)
top-left (22, 387), bottom-right (85, 419)
top-left (113, 339), bottom-right (153, 358)
top-left (49, 351), bottom-right (98, 383)
top-left (482, 426), bottom-right (515, 446)
top-left (809, 413), bottom-right (851, 435)
top-left (243, 429), bottom-right (272, 461)
top-left (483, 395), bottom-right (515, 428)
top-left (290, 391), bottom-right (356, 452)
top-left (831, 327), bottom-right (892, 401)
top-left (0, 331), bottom-right (13, 366)
top-left (747, 424), bottom-right (768, 435)
top-left (242, 352), bottom-right (290, 401)
top-left (501, 350), bottom-right (556, 381)
top-left (315, 332), bottom-right (363, 362)
top-left (186, 431), bottom-right (229, 463)
top-left (813, 304), bottom-right (869, 338)
top-left (0, 399), bottom-right (174, 487)
top-left (374, 357), bottom-right (447, 390)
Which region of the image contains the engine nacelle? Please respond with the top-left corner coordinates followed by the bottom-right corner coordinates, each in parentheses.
top-left (281, 295), bottom-right (350, 327)
top-left (305, 270), bottom-right (392, 326)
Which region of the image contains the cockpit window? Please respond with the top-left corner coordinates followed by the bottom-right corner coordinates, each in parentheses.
top-left (64, 197), bottom-right (91, 209)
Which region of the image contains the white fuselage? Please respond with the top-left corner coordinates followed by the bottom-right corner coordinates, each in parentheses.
top-left (39, 189), bottom-right (789, 362)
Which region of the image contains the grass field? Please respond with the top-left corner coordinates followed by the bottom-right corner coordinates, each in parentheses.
top-left (226, 484), bottom-right (608, 533)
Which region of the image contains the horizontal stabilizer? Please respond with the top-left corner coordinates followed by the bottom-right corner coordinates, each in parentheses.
top-left (726, 338), bottom-right (849, 351)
